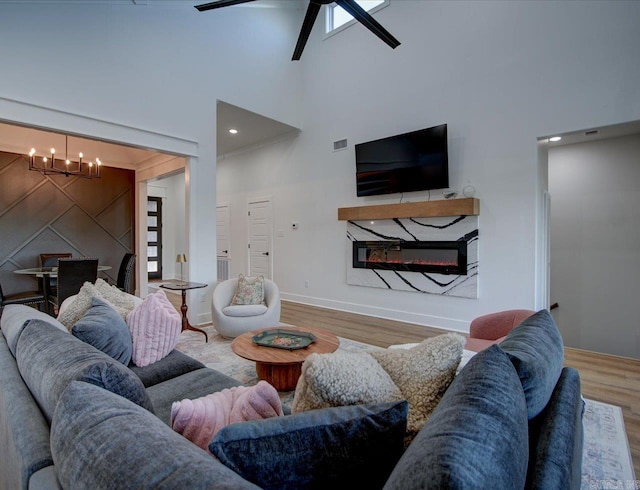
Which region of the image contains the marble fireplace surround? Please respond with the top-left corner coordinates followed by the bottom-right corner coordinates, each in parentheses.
top-left (338, 199), bottom-right (479, 299)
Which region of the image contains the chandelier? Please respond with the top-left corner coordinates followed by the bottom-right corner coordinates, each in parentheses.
top-left (28, 135), bottom-right (102, 179)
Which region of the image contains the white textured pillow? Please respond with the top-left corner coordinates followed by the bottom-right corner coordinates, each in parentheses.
top-left (94, 279), bottom-right (135, 319)
top-left (56, 278), bottom-right (135, 331)
top-left (127, 289), bottom-right (181, 367)
top-left (370, 333), bottom-right (465, 435)
top-left (56, 281), bottom-right (98, 330)
top-left (291, 351), bottom-right (403, 413)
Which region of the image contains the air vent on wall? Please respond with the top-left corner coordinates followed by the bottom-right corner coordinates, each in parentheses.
top-left (333, 139), bottom-right (348, 152)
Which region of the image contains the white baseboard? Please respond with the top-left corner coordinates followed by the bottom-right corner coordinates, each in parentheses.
top-left (280, 292), bottom-right (470, 334)
top-left (193, 311), bottom-right (212, 326)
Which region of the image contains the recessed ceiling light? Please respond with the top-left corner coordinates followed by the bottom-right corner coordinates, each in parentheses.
top-left (549, 136), bottom-right (562, 142)
top-left (229, 129), bottom-right (238, 135)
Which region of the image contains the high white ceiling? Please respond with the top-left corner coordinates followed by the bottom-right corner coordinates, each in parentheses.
top-left (542, 120), bottom-right (640, 148)
top-left (0, 100), bottom-right (299, 167)
top-left (0, 0), bottom-right (302, 6)
top-left (0, 121), bottom-right (169, 169)
top-left (217, 101), bottom-right (299, 157)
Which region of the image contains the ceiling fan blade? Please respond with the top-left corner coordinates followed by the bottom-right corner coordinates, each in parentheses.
top-left (335, 0), bottom-right (400, 49)
top-left (195, 0), bottom-right (257, 12)
top-left (292, 1), bottom-right (322, 61)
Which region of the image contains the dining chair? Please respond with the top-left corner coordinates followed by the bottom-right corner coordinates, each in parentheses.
top-left (116, 253), bottom-right (136, 294)
top-left (0, 281), bottom-right (46, 315)
top-left (48, 258), bottom-right (98, 314)
top-left (39, 253), bottom-right (72, 297)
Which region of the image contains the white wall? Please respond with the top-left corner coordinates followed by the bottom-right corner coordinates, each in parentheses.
top-left (3, 1), bottom-right (640, 333)
top-left (549, 134), bottom-right (640, 359)
top-left (218, 0), bottom-right (640, 334)
top-left (0, 2), bottom-right (302, 324)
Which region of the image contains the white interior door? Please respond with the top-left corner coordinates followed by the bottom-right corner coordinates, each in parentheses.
top-left (216, 204), bottom-right (231, 258)
top-left (248, 198), bottom-right (272, 279)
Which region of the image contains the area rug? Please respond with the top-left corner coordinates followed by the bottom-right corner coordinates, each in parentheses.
top-left (175, 325), bottom-right (636, 488)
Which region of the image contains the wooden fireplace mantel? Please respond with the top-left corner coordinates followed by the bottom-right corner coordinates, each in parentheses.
top-left (337, 198), bottom-right (479, 221)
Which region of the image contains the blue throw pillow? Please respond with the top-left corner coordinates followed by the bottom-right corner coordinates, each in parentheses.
top-left (210, 400), bottom-right (408, 490)
top-left (383, 345), bottom-right (529, 490)
top-left (72, 296), bottom-right (133, 365)
top-left (499, 309), bottom-right (564, 419)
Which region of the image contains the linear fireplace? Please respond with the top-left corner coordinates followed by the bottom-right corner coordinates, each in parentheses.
top-left (352, 240), bottom-right (467, 275)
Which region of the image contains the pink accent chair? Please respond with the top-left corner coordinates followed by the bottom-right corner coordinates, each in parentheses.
top-left (465, 309), bottom-right (535, 352)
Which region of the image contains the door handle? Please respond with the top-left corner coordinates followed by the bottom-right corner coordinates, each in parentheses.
top-left (222, 250), bottom-right (228, 254)
top-left (262, 252), bottom-right (269, 256)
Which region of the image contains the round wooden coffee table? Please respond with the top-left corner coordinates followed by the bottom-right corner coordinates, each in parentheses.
top-left (231, 326), bottom-right (339, 391)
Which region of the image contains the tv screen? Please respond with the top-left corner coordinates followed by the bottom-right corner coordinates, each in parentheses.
top-left (355, 124), bottom-right (448, 197)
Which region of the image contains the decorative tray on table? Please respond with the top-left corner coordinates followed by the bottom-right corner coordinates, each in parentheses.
top-left (252, 329), bottom-right (317, 350)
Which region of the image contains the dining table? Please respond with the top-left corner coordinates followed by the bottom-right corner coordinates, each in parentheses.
top-left (14, 265), bottom-right (112, 278)
top-left (14, 265), bottom-right (112, 315)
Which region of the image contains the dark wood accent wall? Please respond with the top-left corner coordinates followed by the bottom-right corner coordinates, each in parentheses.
top-left (0, 151), bottom-right (135, 296)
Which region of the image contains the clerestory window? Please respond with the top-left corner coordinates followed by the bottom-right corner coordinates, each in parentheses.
top-left (325, 0), bottom-right (389, 36)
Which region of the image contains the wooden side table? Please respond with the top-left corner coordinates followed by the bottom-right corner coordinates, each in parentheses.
top-left (160, 282), bottom-right (208, 342)
top-left (231, 326), bottom-right (339, 391)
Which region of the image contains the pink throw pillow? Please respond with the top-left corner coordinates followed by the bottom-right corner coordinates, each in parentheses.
top-left (127, 289), bottom-right (181, 367)
top-left (171, 381), bottom-right (283, 451)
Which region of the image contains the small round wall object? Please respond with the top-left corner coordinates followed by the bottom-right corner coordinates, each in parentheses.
top-left (463, 184), bottom-right (476, 197)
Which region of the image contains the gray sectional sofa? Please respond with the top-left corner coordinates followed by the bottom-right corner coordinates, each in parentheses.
top-left (0, 304), bottom-right (583, 490)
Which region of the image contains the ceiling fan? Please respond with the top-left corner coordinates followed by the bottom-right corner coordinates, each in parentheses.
top-left (195, 0), bottom-right (400, 61)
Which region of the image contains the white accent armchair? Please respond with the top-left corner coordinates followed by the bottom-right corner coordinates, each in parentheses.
top-left (211, 278), bottom-right (281, 338)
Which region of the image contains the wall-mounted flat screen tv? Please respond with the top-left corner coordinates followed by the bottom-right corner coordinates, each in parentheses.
top-left (355, 123), bottom-right (448, 197)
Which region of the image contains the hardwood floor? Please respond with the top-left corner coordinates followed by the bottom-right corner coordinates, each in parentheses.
top-left (280, 300), bottom-right (640, 477)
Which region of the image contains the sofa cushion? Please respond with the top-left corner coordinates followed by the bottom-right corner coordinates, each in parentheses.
top-left (129, 349), bottom-right (205, 388)
top-left (127, 289), bottom-right (181, 367)
top-left (171, 381), bottom-right (283, 450)
top-left (71, 296), bottom-right (132, 365)
top-left (527, 367), bottom-right (584, 490)
top-left (222, 304), bottom-right (268, 317)
top-left (15, 319), bottom-right (153, 423)
top-left (146, 367), bottom-right (243, 425)
top-left (0, 334), bottom-right (53, 490)
top-left (210, 400), bottom-right (408, 490)
top-left (383, 345), bottom-right (529, 490)
top-left (231, 274), bottom-right (265, 306)
top-left (369, 333), bottom-right (465, 435)
top-left (51, 381), bottom-right (259, 490)
top-left (499, 309), bottom-right (564, 419)
top-left (291, 351), bottom-right (403, 413)
top-left (0, 304), bottom-right (67, 357)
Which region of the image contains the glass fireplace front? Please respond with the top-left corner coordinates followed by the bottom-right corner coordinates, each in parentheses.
top-left (352, 240), bottom-right (467, 275)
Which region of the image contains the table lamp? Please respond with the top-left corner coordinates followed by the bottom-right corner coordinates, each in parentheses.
top-left (176, 254), bottom-right (187, 285)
